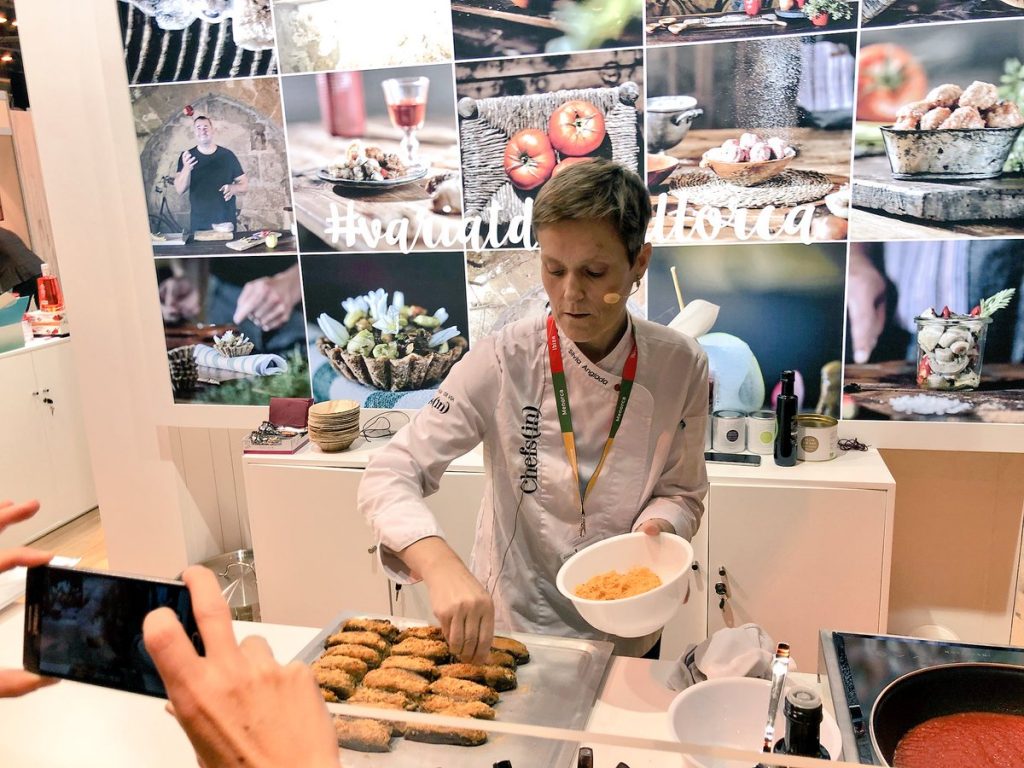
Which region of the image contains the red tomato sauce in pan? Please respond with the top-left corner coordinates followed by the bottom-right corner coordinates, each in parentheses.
top-left (893, 712), bottom-right (1024, 768)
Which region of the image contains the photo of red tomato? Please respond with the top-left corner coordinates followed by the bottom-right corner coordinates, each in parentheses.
top-left (503, 128), bottom-right (557, 190)
top-left (551, 156), bottom-right (595, 177)
top-left (857, 44), bottom-right (928, 123)
top-left (547, 100), bottom-right (607, 157)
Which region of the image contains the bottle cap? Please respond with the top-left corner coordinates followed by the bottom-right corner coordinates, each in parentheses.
top-left (41, 263), bottom-right (52, 276)
top-left (784, 686), bottom-right (823, 721)
top-left (781, 370), bottom-right (794, 382)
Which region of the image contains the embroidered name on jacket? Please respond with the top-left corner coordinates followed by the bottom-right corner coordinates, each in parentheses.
top-left (566, 345), bottom-right (609, 386)
top-left (519, 405), bottom-right (541, 493)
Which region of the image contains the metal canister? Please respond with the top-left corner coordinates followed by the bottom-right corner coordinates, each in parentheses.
top-left (712, 410), bottom-right (747, 453)
top-left (795, 414), bottom-right (838, 461)
top-left (746, 409), bottom-right (777, 455)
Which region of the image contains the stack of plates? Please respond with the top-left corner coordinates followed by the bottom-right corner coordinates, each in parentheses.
top-left (308, 399), bottom-right (361, 452)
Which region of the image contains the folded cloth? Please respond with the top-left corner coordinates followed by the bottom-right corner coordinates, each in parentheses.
top-left (668, 623), bottom-right (786, 691)
top-left (193, 344), bottom-right (288, 376)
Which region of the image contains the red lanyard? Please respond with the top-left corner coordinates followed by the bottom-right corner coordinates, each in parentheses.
top-left (547, 315), bottom-right (638, 535)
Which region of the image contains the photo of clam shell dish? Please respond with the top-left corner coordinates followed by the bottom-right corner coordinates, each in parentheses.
top-left (301, 251), bottom-right (471, 408)
top-left (645, 34), bottom-right (854, 244)
top-left (455, 48), bottom-right (644, 248)
top-left (850, 21), bottom-right (1024, 240)
top-left (843, 241), bottom-right (1024, 423)
top-left (281, 63), bottom-right (464, 253)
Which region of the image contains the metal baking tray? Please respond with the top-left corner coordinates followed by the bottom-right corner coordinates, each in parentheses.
top-left (294, 610), bottom-right (614, 767)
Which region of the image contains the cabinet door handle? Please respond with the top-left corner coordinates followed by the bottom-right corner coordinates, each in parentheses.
top-left (367, 545), bottom-right (378, 555)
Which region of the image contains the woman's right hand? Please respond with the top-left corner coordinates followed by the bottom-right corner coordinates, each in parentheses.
top-left (399, 537), bottom-right (495, 664)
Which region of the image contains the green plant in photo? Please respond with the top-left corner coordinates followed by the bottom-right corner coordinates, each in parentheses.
top-left (999, 58), bottom-right (1024, 173)
top-left (802, 0), bottom-right (853, 21)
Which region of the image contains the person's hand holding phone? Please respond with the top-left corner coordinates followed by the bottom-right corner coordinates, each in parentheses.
top-left (143, 566), bottom-right (341, 768)
top-left (0, 500), bottom-right (58, 699)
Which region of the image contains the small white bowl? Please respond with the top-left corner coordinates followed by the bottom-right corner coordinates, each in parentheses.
top-left (668, 677), bottom-right (843, 768)
top-left (555, 532), bottom-right (693, 637)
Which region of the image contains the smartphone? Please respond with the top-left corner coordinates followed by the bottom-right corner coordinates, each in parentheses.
top-left (704, 451), bottom-right (762, 466)
top-left (23, 565), bottom-right (203, 698)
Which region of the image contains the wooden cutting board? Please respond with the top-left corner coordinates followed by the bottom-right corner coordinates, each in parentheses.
top-left (852, 156), bottom-right (1024, 222)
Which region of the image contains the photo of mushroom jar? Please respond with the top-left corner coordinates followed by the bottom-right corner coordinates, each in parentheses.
top-left (914, 312), bottom-right (991, 391)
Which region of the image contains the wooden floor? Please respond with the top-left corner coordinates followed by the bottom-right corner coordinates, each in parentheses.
top-left (31, 508), bottom-right (108, 570)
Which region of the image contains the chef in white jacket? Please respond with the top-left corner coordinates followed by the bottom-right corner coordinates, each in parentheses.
top-left (358, 159), bottom-right (709, 661)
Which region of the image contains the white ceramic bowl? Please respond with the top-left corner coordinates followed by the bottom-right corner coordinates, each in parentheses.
top-left (668, 677), bottom-right (842, 768)
top-left (555, 532), bottom-right (693, 637)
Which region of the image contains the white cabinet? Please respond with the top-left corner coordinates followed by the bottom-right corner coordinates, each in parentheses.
top-left (0, 339), bottom-right (96, 548)
top-left (705, 484), bottom-right (888, 666)
top-left (241, 454), bottom-right (486, 628)
top-left (243, 444), bottom-right (894, 661)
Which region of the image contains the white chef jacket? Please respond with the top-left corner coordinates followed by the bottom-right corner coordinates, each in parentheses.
top-left (358, 312), bottom-right (709, 656)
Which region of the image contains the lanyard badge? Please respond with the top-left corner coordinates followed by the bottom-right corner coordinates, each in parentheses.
top-left (546, 315), bottom-right (637, 537)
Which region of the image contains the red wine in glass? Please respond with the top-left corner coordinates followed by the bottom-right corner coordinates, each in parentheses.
top-left (382, 76), bottom-right (430, 166)
top-left (387, 99), bottom-right (426, 130)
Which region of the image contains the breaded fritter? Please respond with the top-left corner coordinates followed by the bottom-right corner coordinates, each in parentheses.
top-left (313, 654), bottom-right (368, 680)
top-left (362, 667), bottom-right (431, 697)
top-left (314, 667), bottom-right (357, 699)
top-left (348, 687), bottom-right (415, 711)
top-left (428, 677), bottom-right (499, 706)
top-left (323, 643), bottom-right (383, 667)
top-left (321, 688), bottom-right (340, 703)
top-left (404, 723), bottom-right (487, 747)
top-left (380, 655), bottom-right (439, 680)
top-left (437, 663), bottom-right (517, 692)
top-left (486, 650), bottom-right (516, 668)
top-left (491, 636), bottom-right (530, 664)
top-left (325, 630), bottom-right (389, 653)
top-left (920, 107), bottom-right (952, 131)
top-left (391, 637), bottom-right (450, 662)
top-left (419, 693), bottom-right (496, 720)
top-left (342, 617), bottom-right (400, 643)
top-left (397, 625), bottom-right (445, 642)
top-left (333, 716), bottom-right (392, 752)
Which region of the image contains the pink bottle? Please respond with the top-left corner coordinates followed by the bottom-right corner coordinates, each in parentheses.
top-left (317, 72), bottom-right (366, 138)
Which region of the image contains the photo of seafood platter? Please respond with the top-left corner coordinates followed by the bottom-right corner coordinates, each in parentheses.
top-left (281, 64), bottom-right (464, 252)
top-left (850, 26), bottom-right (1024, 240)
top-left (644, 37), bottom-right (854, 243)
top-left (295, 613), bottom-right (612, 764)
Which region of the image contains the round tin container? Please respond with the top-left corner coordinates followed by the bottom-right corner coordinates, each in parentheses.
top-left (712, 410), bottom-right (746, 453)
top-left (746, 409), bottom-right (777, 455)
top-left (796, 414), bottom-right (838, 461)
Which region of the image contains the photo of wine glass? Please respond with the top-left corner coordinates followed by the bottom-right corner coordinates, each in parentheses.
top-left (381, 76), bottom-right (430, 166)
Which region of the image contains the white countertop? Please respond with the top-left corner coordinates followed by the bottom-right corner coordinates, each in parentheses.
top-left (245, 431), bottom-right (894, 490)
top-left (0, 335), bottom-right (69, 363)
top-left (0, 602), bottom-right (832, 768)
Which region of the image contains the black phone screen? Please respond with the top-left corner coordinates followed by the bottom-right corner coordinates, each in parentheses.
top-left (23, 565), bottom-right (203, 698)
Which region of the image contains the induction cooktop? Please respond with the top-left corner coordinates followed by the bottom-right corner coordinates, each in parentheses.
top-left (819, 630), bottom-right (1024, 764)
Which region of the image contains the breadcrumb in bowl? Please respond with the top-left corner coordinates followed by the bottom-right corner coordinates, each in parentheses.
top-left (556, 532), bottom-right (693, 638)
top-left (573, 566), bottom-right (662, 600)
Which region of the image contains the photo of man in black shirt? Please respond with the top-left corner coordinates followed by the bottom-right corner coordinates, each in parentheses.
top-left (174, 116), bottom-right (248, 232)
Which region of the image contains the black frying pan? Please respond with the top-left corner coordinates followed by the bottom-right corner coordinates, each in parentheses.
top-left (869, 662), bottom-right (1024, 765)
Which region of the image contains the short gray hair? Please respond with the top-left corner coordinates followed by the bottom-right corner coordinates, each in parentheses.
top-left (532, 158), bottom-right (651, 265)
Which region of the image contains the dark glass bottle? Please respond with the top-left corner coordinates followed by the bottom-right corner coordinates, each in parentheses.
top-left (774, 370), bottom-right (797, 467)
top-left (773, 687), bottom-right (831, 758)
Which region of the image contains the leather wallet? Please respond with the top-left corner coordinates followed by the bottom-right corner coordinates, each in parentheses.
top-left (269, 397), bottom-right (313, 429)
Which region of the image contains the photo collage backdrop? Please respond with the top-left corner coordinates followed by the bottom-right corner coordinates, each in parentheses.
top-left (119, 0), bottom-right (1024, 423)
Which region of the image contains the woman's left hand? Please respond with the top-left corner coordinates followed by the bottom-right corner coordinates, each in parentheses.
top-left (638, 518), bottom-right (675, 536)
